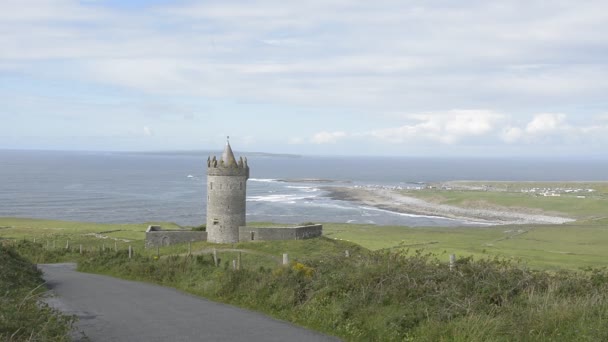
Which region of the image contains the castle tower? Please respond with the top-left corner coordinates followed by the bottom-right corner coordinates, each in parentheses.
top-left (206, 138), bottom-right (249, 243)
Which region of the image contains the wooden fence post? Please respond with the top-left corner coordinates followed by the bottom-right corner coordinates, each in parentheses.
top-left (79, 244), bottom-right (82, 254)
top-left (282, 253), bottom-right (289, 266)
top-left (213, 249), bottom-right (218, 267)
top-left (232, 260), bottom-right (237, 270)
top-left (449, 254), bottom-right (456, 271)
top-left (129, 245), bottom-right (132, 259)
top-left (345, 250), bottom-right (350, 258)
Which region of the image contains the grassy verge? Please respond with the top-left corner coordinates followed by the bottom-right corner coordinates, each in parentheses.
top-left (0, 241), bottom-right (75, 341)
top-left (52, 241), bottom-right (608, 341)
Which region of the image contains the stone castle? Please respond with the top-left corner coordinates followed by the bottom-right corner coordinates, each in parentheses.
top-left (145, 139), bottom-right (322, 248)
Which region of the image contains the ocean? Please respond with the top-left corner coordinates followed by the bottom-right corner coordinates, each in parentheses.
top-left (1, 150), bottom-right (607, 227)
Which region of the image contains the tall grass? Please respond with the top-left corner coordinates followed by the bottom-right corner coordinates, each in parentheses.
top-left (0, 241), bottom-right (75, 341)
top-left (69, 239), bottom-right (608, 341)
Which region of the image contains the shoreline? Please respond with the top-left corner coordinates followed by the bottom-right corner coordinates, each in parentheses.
top-left (323, 186), bottom-right (575, 225)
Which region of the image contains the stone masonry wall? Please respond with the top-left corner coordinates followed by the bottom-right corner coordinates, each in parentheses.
top-left (206, 174), bottom-right (247, 243)
top-left (145, 231), bottom-right (207, 248)
top-left (238, 224), bottom-right (322, 242)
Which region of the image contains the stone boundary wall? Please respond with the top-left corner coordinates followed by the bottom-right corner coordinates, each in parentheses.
top-left (238, 224), bottom-right (322, 242)
top-left (145, 226), bottom-right (207, 248)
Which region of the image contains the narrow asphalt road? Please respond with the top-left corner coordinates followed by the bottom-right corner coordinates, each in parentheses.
top-left (40, 263), bottom-right (339, 342)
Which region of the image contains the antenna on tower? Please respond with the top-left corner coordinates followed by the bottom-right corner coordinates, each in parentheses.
top-left (227, 136), bottom-right (230, 143)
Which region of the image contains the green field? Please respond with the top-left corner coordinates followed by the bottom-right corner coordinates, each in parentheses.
top-left (2, 217), bottom-right (608, 270)
top-left (403, 181), bottom-right (608, 220)
top-left (4, 217), bottom-right (608, 341)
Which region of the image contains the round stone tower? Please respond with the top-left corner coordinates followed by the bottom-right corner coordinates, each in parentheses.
top-left (206, 138), bottom-right (249, 243)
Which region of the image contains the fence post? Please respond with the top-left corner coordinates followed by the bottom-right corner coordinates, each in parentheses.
top-left (449, 254), bottom-right (456, 271)
top-left (65, 240), bottom-right (69, 250)
top-left (213, 249), bottom-right (218, 267)
top-left (345, 250), bottom-right (350, 258)
top-left (232, 260), bottom-right (237, 270)
top-left (115, 241), bottom-right (118, 252)
top-left (80, 244), bottom-right (82, 254)
top-left (282, 253), bottom-right (289, 266)
top-left (129, 245), bottom-right (132, 259)
top-left (102, 243), bottom-right (105, 252)
top-left (33, 238), bottom-right (36, 243)
top-left (157, 246), bottom-right (160, 258)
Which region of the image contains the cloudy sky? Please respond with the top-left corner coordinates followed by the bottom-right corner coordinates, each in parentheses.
top-left (2, 0), bottom-right (607, 157)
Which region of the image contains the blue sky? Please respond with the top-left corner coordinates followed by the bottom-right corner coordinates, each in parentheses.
top-left (1, 0), bottom-right (607, 157)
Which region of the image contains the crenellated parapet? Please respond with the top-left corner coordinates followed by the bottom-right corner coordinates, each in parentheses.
top-left (207, 155), bottom-right (249, 177)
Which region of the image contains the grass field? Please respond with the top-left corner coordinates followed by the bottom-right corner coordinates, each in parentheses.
top-left (2, 217), bottom-right (607, 270)
top-left (402, 181), bottom-right (608, 220)
top-left (4, 217), bottom-right (608, 341)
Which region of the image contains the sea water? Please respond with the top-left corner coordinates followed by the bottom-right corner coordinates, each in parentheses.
top-left (1, 150), bottom-right (607, 227)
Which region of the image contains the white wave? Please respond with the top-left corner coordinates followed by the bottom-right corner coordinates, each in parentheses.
top-left (358, 206), bottom-right (489, 225)
top-left (247, 194), bottom-right (309, 203)
top-left (285, 186), bottom-right (320, 192)
top-left (305, 202), bottom-right (359, 211)
top-left (249, 178), bottom-right (278, 183)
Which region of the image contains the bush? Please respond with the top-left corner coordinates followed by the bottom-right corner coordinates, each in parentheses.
top-left (0, 243), bottom-right (75, 341)
top-left (192, 224), bottom-right (206, 231)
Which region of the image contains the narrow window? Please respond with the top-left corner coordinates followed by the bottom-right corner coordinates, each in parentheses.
top-left (210, 182), bottom-right (213, 190)
top-left (213, 219), bottom-right (219, 225)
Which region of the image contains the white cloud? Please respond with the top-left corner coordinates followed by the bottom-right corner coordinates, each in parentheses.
top-left (2, 1), bottom-right (608, 154)
top-left (501, 113), bottom-right (608, 144)
top-left (501, 127), bottom-right (524, 143)
top-left (370, 110), bottom-right (503, 144)
top-left (525, 113), bottom-right (566, 134)
top-left (143, 126), bottom-right (153, 136)
top-left (311, 131), bottom-right (347, 144)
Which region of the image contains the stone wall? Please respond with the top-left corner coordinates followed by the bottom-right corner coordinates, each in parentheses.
top-left (238, 224), bottom-right (322, 242)
top-left (145, 226), bottom-right (207, 248)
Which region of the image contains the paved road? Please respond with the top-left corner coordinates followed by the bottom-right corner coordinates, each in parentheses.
top-left (40, 263), bottom-right (339, 342)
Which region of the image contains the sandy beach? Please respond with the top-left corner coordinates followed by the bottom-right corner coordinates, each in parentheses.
top-left (324, 186), bottom-right (574, 225)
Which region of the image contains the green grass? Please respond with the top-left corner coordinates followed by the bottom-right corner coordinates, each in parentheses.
top-left (3, 217), bottom-right (608, 270)
top-left (0, 242), bottom-right (75, 341)
top-left (5, 217), bottom-right (608, 341)
top-left (404, 181), bottom-right (608, 219)
top-left (323, 223), bottom-right (608, 270)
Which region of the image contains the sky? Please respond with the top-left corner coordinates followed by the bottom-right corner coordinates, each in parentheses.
top-left (1, 0), bottom-right (608, 157)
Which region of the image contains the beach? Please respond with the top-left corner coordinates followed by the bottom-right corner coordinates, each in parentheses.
top-left (324, 186), bottom-right (574, 225)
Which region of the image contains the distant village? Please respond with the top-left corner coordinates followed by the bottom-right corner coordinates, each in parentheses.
top-left (354, 183), bottom-right (596, 199)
